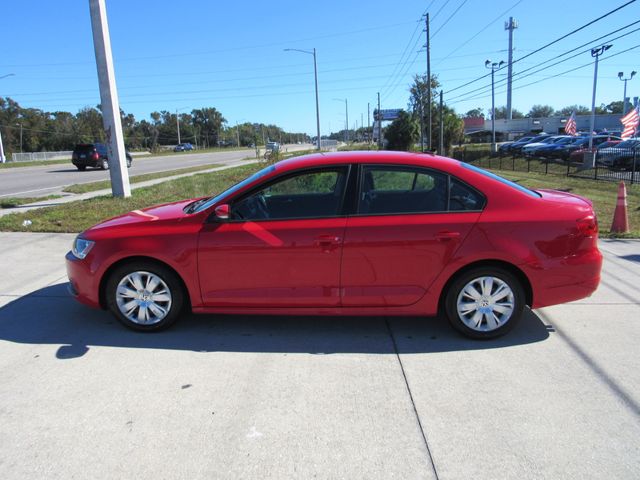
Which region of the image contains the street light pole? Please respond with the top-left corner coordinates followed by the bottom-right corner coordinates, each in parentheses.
top-left (284, 48), bottom-right (321, 150)
top-left (618, 70), bottom-right (636, 115)
top-left (485, 59), bottom-right (504, 154)
top-left (589, 45), bottom-right (612, 150)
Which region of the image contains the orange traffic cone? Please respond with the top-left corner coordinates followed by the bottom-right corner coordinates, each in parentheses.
top-left (610, 181), bottom-right (630, 234)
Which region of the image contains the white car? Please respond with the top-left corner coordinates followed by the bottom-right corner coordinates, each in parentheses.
top-left (522, 135), bottom-right (570, 156)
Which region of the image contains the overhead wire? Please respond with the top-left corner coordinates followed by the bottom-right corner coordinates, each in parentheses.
top-left (443, 0), bottom-right (637, 95)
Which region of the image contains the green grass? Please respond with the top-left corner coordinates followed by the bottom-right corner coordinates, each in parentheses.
top-left (0, 164), bottom-right (261, 233)
top-left (62, 163), bottom-right (242, 194)
top-left (488, 168), bottom-right (640, 238)
top-left (0, 159), bottom-right (70, 169)
top-left (0, 195), bottom-right (62, 209)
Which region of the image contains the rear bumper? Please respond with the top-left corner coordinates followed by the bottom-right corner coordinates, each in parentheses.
top-left (527, 248), bottom-right (603, 308)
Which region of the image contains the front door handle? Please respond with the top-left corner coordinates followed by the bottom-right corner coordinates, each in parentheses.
top-left (315, 235), bottom-right (341, 250)
top-left (435, 231), bottom-right (460, 241)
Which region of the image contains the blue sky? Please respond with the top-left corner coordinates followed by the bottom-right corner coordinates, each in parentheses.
top-left (0, 0), bottom-right (638, 136)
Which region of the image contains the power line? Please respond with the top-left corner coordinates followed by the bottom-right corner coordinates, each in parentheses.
top-left (444, 0), bottom-right (637, 95)
top-left (446, 22), bottom-right (640, 102)
top-left (431, 0), bottom-right (469, 39)
top-left (435, 0), bottom-right (524, 67)
top-left (448, 43), bottom-right (640, 106)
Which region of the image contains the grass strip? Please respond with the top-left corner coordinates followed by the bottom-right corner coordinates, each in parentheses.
top-left (0, 164), bottom-right (260, 233)
top-left (0, 195), bottom-right (62, 209)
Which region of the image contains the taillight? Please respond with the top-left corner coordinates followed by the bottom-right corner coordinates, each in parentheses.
top-left (92, 152), bottom-right (99, 160)
top-left (577, 215), bottom-right (598, 237)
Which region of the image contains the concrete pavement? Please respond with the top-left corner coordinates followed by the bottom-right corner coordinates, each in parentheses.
top-left (0, 234), bottom-right (638, 479)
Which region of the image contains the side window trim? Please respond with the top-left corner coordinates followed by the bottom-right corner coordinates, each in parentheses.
top-left (354, 164), bottom-right (486, 216)
top-left (227, 165), bottom-right (352, 222)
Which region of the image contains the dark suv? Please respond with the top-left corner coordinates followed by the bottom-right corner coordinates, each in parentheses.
top-left (72, 143), bottom-right (132, 171)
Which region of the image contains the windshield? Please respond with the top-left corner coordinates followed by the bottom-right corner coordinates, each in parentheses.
top-left (191, 164), bottom-right (276, 213)
top-left (615, 139), bottom-right (640, 148)
top-left (461, 162), bottom-right (541, 198)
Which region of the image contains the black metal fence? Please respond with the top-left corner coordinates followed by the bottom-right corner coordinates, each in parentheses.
top-left (451, 147), bottom-right (639, 185)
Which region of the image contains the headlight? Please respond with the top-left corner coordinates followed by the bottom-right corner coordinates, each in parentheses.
top-left (72, 237), bottom-right (95, 259)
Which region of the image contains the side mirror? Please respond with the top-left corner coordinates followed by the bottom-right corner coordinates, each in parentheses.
top-left (214, 204), bottom-right (230, 220)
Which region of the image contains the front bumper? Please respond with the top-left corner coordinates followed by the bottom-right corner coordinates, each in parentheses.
top-left (65, 251), bottom-right (101, 308)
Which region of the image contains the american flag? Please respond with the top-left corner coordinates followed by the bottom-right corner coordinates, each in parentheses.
top-left (564, 112), bottom-right (577, 136)
top-left (621, 106), bottom-right (639, 139)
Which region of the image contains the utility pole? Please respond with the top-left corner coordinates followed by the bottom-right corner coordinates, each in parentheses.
top-left (618, 71), bottom-right (637, 115)
top-left (367, 102), bottom-right (371, 144)
top-left (0, 130), bottom-right (5, 163)
top-left (486, 60), bottom-right (505, 154)
top-left (505, 17), bottom-right (518, 120)
top-left (377, 92), bottom-right (382, 148)
top-left (439, 90), bottom-right (444, 155)
top-left (345, 99), bottom-right (349, 143)
top-left (19, 123), bottom-right (23, 153)
top-left (88, 0), bottom-right (130, 198)
top-left (425, 13), bottom-right (432, 151)
top-left (419, 85), bottom-right (425, 152)
top-left (176, 109), bottom-right (181, 144)
top-left (589, 45), bottom-right (612, 150)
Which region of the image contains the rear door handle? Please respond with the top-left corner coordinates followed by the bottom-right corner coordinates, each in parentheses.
top-left (435, 231), bottom-right (460, 241)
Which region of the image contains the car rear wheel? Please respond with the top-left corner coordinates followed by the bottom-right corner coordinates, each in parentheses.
top-left (444, 267), bottom-right (524, 339)
top-left (105, 261), bottom-right (184, 332)
top-left (101, 159), bottom-right (109, 170)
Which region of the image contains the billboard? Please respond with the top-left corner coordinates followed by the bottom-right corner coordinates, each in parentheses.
top-left (374, 109), bottom-right (403, 121)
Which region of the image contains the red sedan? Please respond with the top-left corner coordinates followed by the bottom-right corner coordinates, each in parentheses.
top-left (66, 151), bottom-right (602, 339)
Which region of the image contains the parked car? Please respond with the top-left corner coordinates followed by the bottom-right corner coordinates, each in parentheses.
top-left (266, 141), bottom-right (280, 152)
top-left (597, 138), bottom-right (640, 170)
top-left (66, 151), bottom-right (602, 339)
top-left (568, 140), bottom-right (622, 164)
top-left (509, 133), bottom-right (553, 155)
top-left (522, 135), bottom-right (570, 157)
top-left (72, 143), bottom-right (132, 171)
top-left (174, 143), bottom-right (194, 152)
top-left (555, 135), bottom-right (622, 161)
top-left (533, 136), bottom-right (581, 159)
top-left (498, 136), bottom-right (534, 156)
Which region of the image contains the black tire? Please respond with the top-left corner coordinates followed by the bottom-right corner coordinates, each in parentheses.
top-left (444, 266), bottom-right (524, 340)
top-left (126, 158), bottom-right (132, 168)
top-left (105, 261), bottom-right (185, 332)
top-left (101, 159), bottom-right (109, 170)
top-left (76, 165), bottom-right (86, 171)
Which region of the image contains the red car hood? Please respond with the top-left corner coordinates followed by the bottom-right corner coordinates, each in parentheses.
top-left (86, 198), bottom-right (200, 231)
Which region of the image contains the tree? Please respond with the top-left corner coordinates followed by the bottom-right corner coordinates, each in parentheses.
top-left (385, 111), bottom-right (418, 151)
top-left (408, 74), bottom-right (464, 151)
top-left (191, 107), bottom-right (226, 148)
top-left (492, 106), bottom-right (524, 119)
top-left (602, 101), bottom-right (623, 114)
top-left (558, 105), bottom-right (591, 116)
top-left (465, 108), bottom-right (484, 118)
top-left (527, 104), bottom-right (555, 118)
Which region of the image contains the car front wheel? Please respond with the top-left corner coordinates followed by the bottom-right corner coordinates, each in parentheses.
top-left (444, 267), bottom-right (524, 339)
top-left (105, 261), bottom-right (184, 331)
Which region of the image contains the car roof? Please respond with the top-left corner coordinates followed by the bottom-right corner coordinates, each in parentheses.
top-left (273, 150), bottom-right (454, 172)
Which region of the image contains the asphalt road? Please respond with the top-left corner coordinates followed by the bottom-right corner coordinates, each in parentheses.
top-left (0, 145), bottom-right (311, 198)
top-left (0, 233), bottom-right (638, 479)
